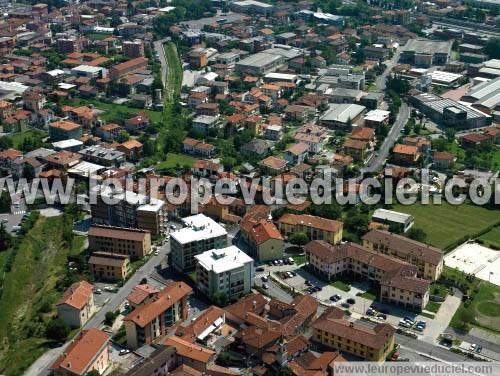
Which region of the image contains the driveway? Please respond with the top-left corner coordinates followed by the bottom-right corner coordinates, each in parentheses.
top-left (419, 294), bottom-right (461, 344)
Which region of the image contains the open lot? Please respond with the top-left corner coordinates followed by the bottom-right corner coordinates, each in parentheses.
top-left (445, 242), bottom-right (500, 286)
top-left (156, 153), bottom-right (196, 170)
top-left (392, 202), bottom-right (499, 250)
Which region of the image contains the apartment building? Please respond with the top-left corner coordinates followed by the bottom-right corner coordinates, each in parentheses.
top-left (312, 307), bottom-right (395, 362)
top-left (51, 328), bottom-right (110, 376)
top-left (171, 214), bottom-right (228, 272)
top-left (56, 280), bottom-right (95, 328)
top-left (49, 120), bottom-right (83, 141)
top-left (195, 246), bottom-right (254, 301)
top-left (362, 229), bottom-right (444, 280)
top-left (88, 225), bottom-right (152, 259)
top-left (124, 282), bottom-right (192, 349)
top-left (89, 251), bottom-right (130, 281)
top-left (123, 40), bottom-right (145, 58)
top-left (109, 57), bottom-right (148, 79)
top-left (277, 214), bottom-right (343, 245)
top-left (90, 186), bottom-right (167, 238)
top-left (305, 241), bottom-right (430, 311)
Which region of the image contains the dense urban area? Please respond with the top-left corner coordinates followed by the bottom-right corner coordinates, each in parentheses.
top-left (0, 0), bottom-right (499, 375)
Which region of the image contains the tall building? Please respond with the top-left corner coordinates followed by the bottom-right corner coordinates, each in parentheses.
top-left (277, 214), bottom-right (343, 245)
top-left (171, 214), bottom-right (228, 272)
top-left (88, 225), bottom-right (152, 259)
top-left (124, 282), bottom-right (192, 349)
top-left (195, 246), bottom-right (254, 301)
top-left (123, 40), bottom-right (145, 58)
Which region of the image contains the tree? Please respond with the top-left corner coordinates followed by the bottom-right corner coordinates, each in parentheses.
top-left (484, 37), bottom-right (500, 59)
top-left (407, 228), bottom-right (427, 242)
top-left (0, 192), bottom-right (11, 213)
top-left (289, 232), bottom-right (309, 248)
top-left (278, 366), bottom-right (293, 376)
top-left (0, 222), bottom-right (12, 251)
top-left (105, 311), bottom-right (117, 326)
top-left (86, 371), bottom-right (101, 376)
top-left (216, 351), bottom-right (231, 366)
top-left (212, 291), bottom-right (229, 307)
top-left (345, 213), bottom-right (369, 236)
top-left (116, 130), bottom-right (130, 143)
top-left (46, 318), bottom-right (70, 342)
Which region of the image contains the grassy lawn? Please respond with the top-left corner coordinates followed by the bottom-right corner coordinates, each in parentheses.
top-left (429, 282), bottom-right (449, 299)
top-left (356, 291), bottom-right (377, 300)
top-left (0, 216), bottom-right (76, 375)
top-left (425, 301), bottom-right (442, 313)
top-left (331, 280), bottom-right (351, 292)
top-left (478, 226), bottom-right (500, 249)
top-left (10, 129), bottom-right (48, 149)
top-left (71, 235), bottom-right (86, 256)
top-left (163, 42), bottom-right (183, 100)
top-left (156, 153), bottom-right (196, 170)
top-left (188, 271), bottom-right (197, 283)
top-left (69, 98), bottom-right (162, 124)
top-left (292, 255), bottom-right (306, 265)
top-left (392, 202), bottom-right (499, 250)
top-left (420, 312), bottom-right (436, 319)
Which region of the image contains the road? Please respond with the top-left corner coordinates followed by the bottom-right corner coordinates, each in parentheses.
top-left (24, 243), bottom-right (171, 376)
top-left (153, 38), bottom-right (170, 88)
top-left (360, 50), bottom-right (409, 175)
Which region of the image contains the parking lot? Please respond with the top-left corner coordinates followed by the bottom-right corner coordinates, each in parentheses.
top-left (255, 260), bottom-right (439, 339)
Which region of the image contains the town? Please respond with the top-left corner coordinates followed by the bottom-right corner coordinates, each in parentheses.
top-left (0, 0), bottom-right (499, 375)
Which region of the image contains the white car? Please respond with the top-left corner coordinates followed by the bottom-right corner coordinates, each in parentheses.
top-left (119, 349), bottom-right (130, 356)
top-left (469, 344), bottom-right (477, 352)
top-left (154, 250), bottom-right (159, 256)
top-left (262, 283), bottom-right (269, 289)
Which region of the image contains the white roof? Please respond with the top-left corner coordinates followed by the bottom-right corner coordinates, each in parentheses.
top-left (265, 72), bottom-right (298, 81)
top-left (372, 209), bottom-right (413, 224)
top-left (68, 161), bottom-right (105, 176)
top-left (52, 139), bottom-right (83, 149)
top-left (137, 198), bottom-right (165, 213)
top-left (364, 109), bottom-right (390, 122)
top-left (195, 245), bottom-right (253, 274)
top-left (0, 80), bottom-right (28, 93)
top-left (429, 71), bottom-right (463, 84)
top-left (172, 214), bottom-right (227, 245)
top-left (58, 83), bottom-right (77, 90)
top-left (71, 65), bottom-right (103, 74)
top-left (159, 6), bottom-right (176, 12)
top-left (46, 69), bottom-right (65, 77)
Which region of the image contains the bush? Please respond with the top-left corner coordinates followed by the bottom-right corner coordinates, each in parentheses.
top-left (46, 318), bottom-right (70, 342)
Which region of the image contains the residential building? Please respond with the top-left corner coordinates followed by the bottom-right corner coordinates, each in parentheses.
top-left (278, 214), bottom-right (343, 245)
top-left (312, 307), bottom-right (395, 362)
top-left (88, 225), bottom-right (152, 259)
top-left (136, 199), bottom-right (168, 240)
top-left (124, 282), bottom-right (192, 349)
top-left (117, 140), bottom-right (143, 161)
top-left (284, 143), bottom-right (309, 166)
top-left (192, 115), bottom-right (218, 135)
top-left (171, 214), bottom-right (228, 272)
top-left (163, 336), bottom-right (216, 373)
top-left (117, 345), bottom-right (176, 376)
top-left (123, 40), bottom-right (145, 58)
top-left (393, 143), bottom-right (420, 165)
top-left (127, 284), bottom-right (160, 309)
top-left (363, 46), bottom-right (390, 61)
top-left (362, 229), bottom-right (444, 280)
top-left (195, 246), bottom-right (254, 301)
top-left (89, 251), bottom-right (130, 281)
top-left (259, 156), bottom-right (288, 175)
top-left (51, 328), bottom-right (110, 376)
top-left (176, 306), bottom-right (226, 346)
top-left (79, 145), bottom-right (125, 167)
top-left (433, 151), bottom-right (456, 169)
top-left (305, 241), bottom-right (430, 311)
top-left (56, 281), bottom-right (95, 328)
top-left (371, 209), bottom-right (415, 233)
top-left (110, 57), bottom-right (148, 79)
top-left (241, 206), bottom-right (284, 261)
top-left (49, 120), bottom-right (83, 142)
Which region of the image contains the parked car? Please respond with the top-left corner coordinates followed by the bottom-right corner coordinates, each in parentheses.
top-left (346, 298), bottom-right (355, 304)
top-left (314, 286), bottom-right (322, 292)
top-left (377, 313), bottom-right (387, 320)
top-left (305, 280), bottom-right (313, 286)
top-left (286, 271), bottom-right (294, 278)
top-left (469, 343), bottom-right (477, 352)
top-left (341, 302), bottom-right (350, 308)
top-left (399, 320), bottom-right (411, 328)
top-left (417, 320), bottom-right (427, 328)
top-left (262, 283), bottom-right (269, 289)
top-left (288, 257), bottom-right (295, 264)
top-left (414, 325), bottom-right (425, 332)
top-left (119, 349), bottom-right (130, 356)
top-left (289, 271), bottom-right (296, 277)
top-left (154, 250), bottom-right (159, 256)
top-left (256, 267), bottom-right (265, 272)
top-left (366, 307), bottom-right (376, 316)
top-left (261, 276), bottom-right (268, 282)
top-left (93, 288), bottom-right (102, 294)
top-left (475, 345), bottom-right (482, 354)
top-left (391, 352), bottom-right (400, 361)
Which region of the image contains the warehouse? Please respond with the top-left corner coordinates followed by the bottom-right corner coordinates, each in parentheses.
top-left (320, 103), bottom-right (366, 130)
top-left (400, 39), bottom-right (452, 68)
top-left (461, 76), bottom-right (500, 114)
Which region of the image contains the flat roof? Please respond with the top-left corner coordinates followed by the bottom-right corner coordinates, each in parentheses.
top-left (68, 161), bottom-right (106, 176)
top-left (171, 214), bottom-right (227, 245)
top-left (52, 139), bottom-right (83, 149)
top-left (320, 103), bottom-right (366, 123)
top-left (402, 39), bottom-right (452, 55)
top-left (71, 65), bottom-right (104, 73)
top-left (364, 109), bottom-right (390, 122)
top-left (429, 71), bottom-right (463, 84)
top-left (195, 245), bottom-right (253, 274)
top-left (372, 209), bottom-right (413, 224)
top-left (237, 52), bottom-right (283, 69)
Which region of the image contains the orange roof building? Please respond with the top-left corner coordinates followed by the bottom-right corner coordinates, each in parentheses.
top-left (277, 214), bottom-right (343, 245)
top-left (56, 280), bottom-right (94, 328)
top-left (51, 328), bottom-right (110, 375)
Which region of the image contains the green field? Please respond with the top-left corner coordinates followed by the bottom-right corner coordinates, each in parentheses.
top-left (0, 216), bottom-right (80, 375)
top-left (292, 255), bottom-right (306, 265)
top-left (478, 227), bottom-right (500, 249)
top-left (425, 301), bottom-right (441, 313)
top-left (163, 42), bottom-right (182, 100)
top-left (9, 129), bottom-right (48, 149)
top-left (156, 153), bottom-right (196, 170)
top-left (392, 202), bottom-right (499, 250)
top-left (331, 280), bottom-right (351, 292)
top-left (69, 98), bottom-right (162, 124)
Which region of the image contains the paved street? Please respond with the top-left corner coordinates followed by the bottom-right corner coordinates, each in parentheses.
top-left (25, 241), bottom-right (171, 376)
top-left (153, 37), bottom-right (170, 87)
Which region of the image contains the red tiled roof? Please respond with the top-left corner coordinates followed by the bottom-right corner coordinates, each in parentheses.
top-left (56, 280), bottom-right (93, 310)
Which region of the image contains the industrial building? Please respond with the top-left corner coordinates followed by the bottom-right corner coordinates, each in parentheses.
top-left (400, 39), bottom-right (452, 68)
top-left (461, 76), bottom-right (500, 114)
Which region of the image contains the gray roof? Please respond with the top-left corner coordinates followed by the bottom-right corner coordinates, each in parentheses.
top-left (402, 39), bottom-right (452, 55)
top-left (320, 103), bottom-right (366, 123)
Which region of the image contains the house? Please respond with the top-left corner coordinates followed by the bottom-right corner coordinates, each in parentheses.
top-left (312, 306), bottom-right (395, 362)
top-left (364, 109), bottom-right (390, 128)
top-left (433, 151), bottom-right (455, 170)
top-left (195, 246), bottom-right (254, 301)
top-left (125, 113), bottom-right (149, 132)
top-left (351, 127), bottom-right (375, 145)
top-left (277, 214), bottom-right (343, 245)
top-left (88, 225), bottom-right (152, 259)
top-left (182, 138), bottom-right (215, 157)
top-left (362, 229), bottom-right (444, 280)
top-left (176, 306), bottom-right (226, 346)
top-left (56, 280), bottom-right (95, 328)
top-left (117, 139), bottom-right (143, 161)
top-left (196, 103), bottom-right (220, 117)
top-left (12, 156), bottom-right (44, 179)
top-left (97, 123), bottom-right (121, 141)
top-left (188, 49), bottom-right (208, 68)
top-left (363, 46), bottom-right (390, 61)
top-left (164, 336), bottom-right (216, 373)
top-left (127, 284), bottom-right (160, 309)
top-left (393, 144), bottom-right (420, 165)
top-left (241, 139), bottom-right (274, 157)
top-left (49, 120), bottom-right (82, 141)
top-left (294, 123), bottom-right (328, 153)
top-left (89, 251), bottom-right (130, 281)
top-left (0, 148), bottom-right (22, 173)
top-left (284, 105), bottom-right (315, 122)
top-left (191, 160), bottom-right (223, 179)
top-left (192, 115), bottom-right (218, 135)
top-left (124, 282), bottom-right (192, 349)
top-left (259, 156), bottom-right (288, 175)
top-left (343, 138), bottom-right (369, 162)
top-left (51, 328), bottom-right (110, 376)
top-left (284, 143), bottom-right (309, 166)
top-left (264, 124), bottom-right (283, 141)
top-left (116, 345), bottom-right (177, 376)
